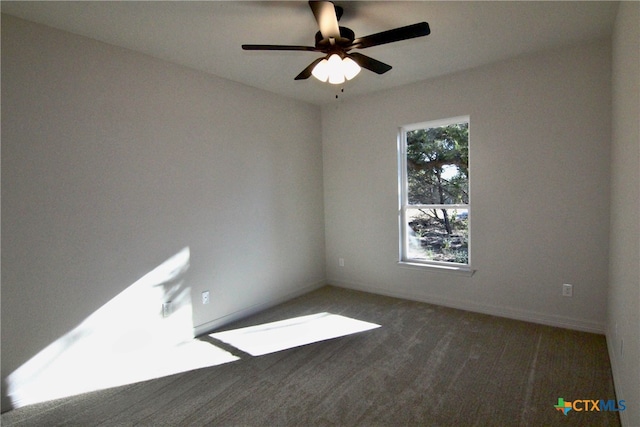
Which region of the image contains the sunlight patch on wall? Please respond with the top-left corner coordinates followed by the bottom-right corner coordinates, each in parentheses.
top-left (6, 247), bottom-right (239, 409)
top-left (210, 312), bottom-right (381, 356)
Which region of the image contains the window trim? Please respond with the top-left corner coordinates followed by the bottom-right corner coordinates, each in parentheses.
top-left (398, 116), bottom-right (473, 275)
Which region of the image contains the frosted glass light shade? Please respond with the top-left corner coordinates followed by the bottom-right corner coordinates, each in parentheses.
top-left (327, 54), bottom-right (345, 84)
top-left (311, 58), bottom-right (330, 82)
top-left (342, 57), bottom-right (361, 80)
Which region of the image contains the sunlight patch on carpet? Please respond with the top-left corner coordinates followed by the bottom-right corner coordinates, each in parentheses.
top-left (5, 247), bottom-right (239, 409)
top-left (209, 312), bottom-right (381, 356)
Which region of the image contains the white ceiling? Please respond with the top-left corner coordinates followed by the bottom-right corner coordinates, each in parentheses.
top-left (1, 1), bottom-right (619, 105)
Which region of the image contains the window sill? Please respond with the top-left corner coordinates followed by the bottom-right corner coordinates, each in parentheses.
top-left (398, 261), bottom-right (476, 277)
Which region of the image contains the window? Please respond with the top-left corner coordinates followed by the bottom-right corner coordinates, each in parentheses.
top-left (399, 116), bottom-right (470, 271)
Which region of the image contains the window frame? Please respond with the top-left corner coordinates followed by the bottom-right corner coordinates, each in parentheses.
top-left (398, 116), bottom-right (473, 275)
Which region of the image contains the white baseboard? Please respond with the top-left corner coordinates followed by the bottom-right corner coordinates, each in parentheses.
top-left (193, 279), bottom-right (326, 337)
top-left (329, 279), bottom-right (605, 334)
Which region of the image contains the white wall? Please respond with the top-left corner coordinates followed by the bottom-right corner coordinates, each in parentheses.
top-left (323, 39), bottom-right (611, 333)
top-left (1, 14), bottom-right (325, 400)
top-left (608, 2), bottom-right (640, 426)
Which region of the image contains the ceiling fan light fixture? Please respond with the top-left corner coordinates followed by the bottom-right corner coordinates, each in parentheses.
top-left (312, 54), bottom-right (361, 85)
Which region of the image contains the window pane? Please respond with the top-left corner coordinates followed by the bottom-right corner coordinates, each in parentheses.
top-left (406, 208), bottom-right (469, 264)
top-left (406, 124), bottom-right (468, 205)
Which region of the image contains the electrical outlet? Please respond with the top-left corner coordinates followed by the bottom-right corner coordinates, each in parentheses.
top-left (202, 291), bottom-right (210, 305)
top-left (562, 283), bottom-right (573, 297)
top-left (339, 258), bottom-right (345, 267)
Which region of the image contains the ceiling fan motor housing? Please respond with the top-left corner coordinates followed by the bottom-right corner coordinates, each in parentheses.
top-left (315, 26), bottom-right (355, 51)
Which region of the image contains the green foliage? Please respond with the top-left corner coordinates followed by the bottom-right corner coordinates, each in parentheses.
top-left (406, 123), bottom-right (469, 205)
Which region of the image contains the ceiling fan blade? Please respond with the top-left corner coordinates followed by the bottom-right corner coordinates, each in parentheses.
top-left (309, 1), bottom-right (340, 39)
top-left (242, 44), bottom-right (319, 52)
top-left (295, 57), bottom-right (325, 80)
top-left (351, 22), bottom-right (430, 49)
top-left (348, 52), bottom-right (392, 75)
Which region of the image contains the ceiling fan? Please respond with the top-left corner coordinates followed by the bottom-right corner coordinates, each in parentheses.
top-left (242, 1), bottom-right (430, 84)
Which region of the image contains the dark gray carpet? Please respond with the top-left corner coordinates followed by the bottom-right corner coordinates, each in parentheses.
top-left (1, 285), bottom-right (620, 426)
